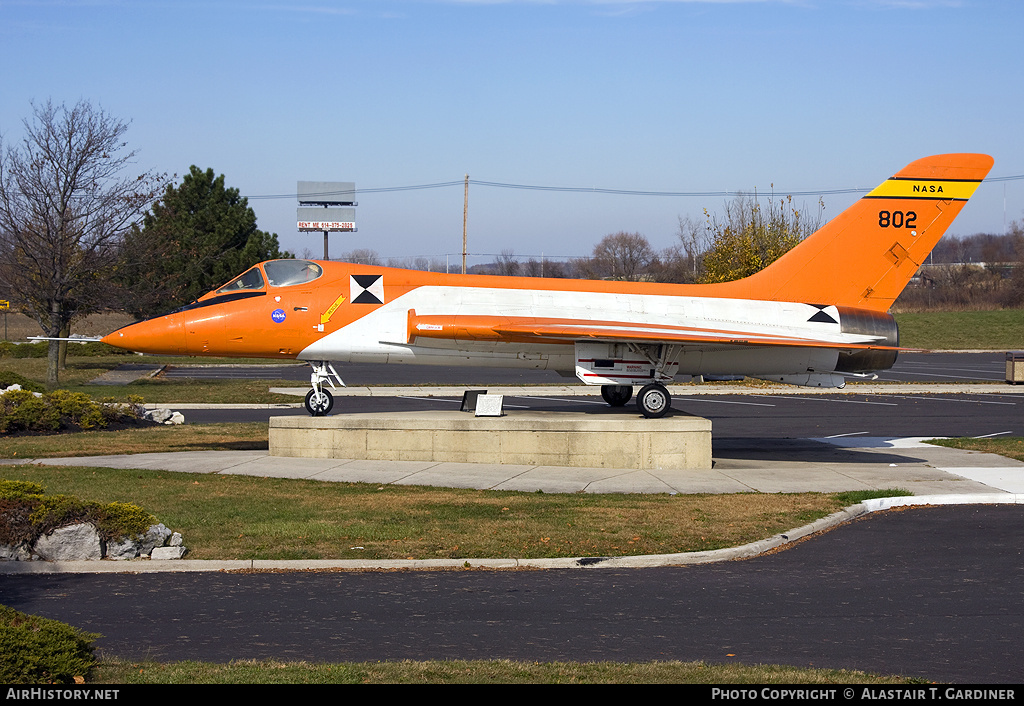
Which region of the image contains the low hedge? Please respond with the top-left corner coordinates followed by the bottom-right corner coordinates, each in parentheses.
top-left (0, 371), bottom-right (46, 394)
top-left (0, 605), bottom-right (99, 684)
top-left (0, 341), bottom-right (129, 358)
top-left (0, 480), bottom-right (156, 545)
top-left (0, 388), bottom-right (145, 434)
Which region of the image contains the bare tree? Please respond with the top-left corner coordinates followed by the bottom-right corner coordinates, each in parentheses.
top-left (343, 248), bottom-right (380, 266)
top-left (494, 249), bottom-right (520, 276)
top-left (0, 100), bottom-right (163, 385)
top-left (591, 231), bottom-right (656, 281)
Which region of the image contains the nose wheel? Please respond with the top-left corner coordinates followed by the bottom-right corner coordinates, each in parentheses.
top-left (636, 383), bottom-right (671, 418)
top-left (304, 388), bottom-right (334, 416)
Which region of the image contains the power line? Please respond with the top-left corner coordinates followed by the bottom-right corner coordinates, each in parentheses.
top-left (244, 173), bottom-right (1024, 201)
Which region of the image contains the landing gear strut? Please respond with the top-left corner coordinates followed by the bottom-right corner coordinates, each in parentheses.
top-left (305, 360), bottom-right (344, 416)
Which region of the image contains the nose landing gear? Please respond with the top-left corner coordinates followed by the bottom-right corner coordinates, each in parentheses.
top-left (305, 360), bottom-right (344, 416)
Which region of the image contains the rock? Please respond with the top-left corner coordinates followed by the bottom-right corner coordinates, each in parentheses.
top-left (32, 523), bottom-right (102, 561)
top-left (151, 546), bottom-right (186, 560)
top-left (0, 543), bottom-right (32, 561)
top-left (1, 521), bottom-right (186, 562)
top-left (0, 384), bottom-right (42, 398)
top-left (144, 408), bottom-right (184, 425)
top-left (105, 536), bottom-right (141, 560)
top-left (141, 523), bottom-right (173, 555)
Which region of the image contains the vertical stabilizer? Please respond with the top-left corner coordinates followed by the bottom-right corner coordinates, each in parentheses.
top-left (738, 154), bottom-right (993, 311)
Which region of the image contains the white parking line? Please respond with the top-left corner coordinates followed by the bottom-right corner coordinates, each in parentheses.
top-left (760, 395), bottom-right (898, 406)
top-left (882, 370), bottom-right (1003, 381)
top-left (888, 395), bottom-right (1015, 405)
top-left (513, 396), bottom-right (607, 405)
top-left (397, 396), bottom-right (530, 409)
top-left (683, 398), bottom-right (775, 407)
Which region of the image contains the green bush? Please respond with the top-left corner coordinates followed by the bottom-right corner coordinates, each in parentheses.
top-left (28, 495), bottom-right (102, 537)
top-left (0, 605), bottom-right (99, 684)
top-left (0, 388), bottom-right (144, 434)
top-left (0, 370), bottom-right (46, 393)
top-left (0, 341), bottom-right (128, 359)
top-left (0, 341), bottom-right (47, 358)
top-left (0, 481), bottom-right (157, 544)
top-left (1, 390), bottom-right (61, 433)
top-left (100, 501), bottom-right (158, 540)
top-left (0, 480), bottom-right (45, 500)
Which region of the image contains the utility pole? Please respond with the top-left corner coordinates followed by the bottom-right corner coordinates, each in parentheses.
top-left (462, 174), bottom-right (469, 274)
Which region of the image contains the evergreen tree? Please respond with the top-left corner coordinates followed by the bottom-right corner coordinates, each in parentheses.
top-left (117, 166), bottom-right (290, 319)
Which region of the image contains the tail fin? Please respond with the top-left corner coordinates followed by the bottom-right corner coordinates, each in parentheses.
top-left (737, 154), bottom-right (993, 311)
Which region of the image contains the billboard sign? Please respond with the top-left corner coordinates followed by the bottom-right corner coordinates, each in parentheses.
top-left (297, 207), bottom-right (356, 232)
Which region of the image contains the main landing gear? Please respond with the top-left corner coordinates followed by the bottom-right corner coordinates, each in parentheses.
top-left (305, 360), bottom-right (344, 416)
top-left (600, 385), bottom-right (633, 407)
top-left (600, 382), bottom-right (672, 418)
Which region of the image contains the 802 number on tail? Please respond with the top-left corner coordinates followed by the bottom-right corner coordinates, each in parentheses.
top-left (878, 210), bottom-right (917, 228)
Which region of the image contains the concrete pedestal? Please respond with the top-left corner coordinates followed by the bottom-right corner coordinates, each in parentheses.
top-left (269, 411), bottom-right (712, 470)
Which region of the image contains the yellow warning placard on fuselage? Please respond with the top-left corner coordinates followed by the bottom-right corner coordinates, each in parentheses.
top-left (320, 294), bottom-right (346, 324)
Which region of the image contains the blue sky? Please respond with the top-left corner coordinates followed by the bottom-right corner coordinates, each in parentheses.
top-left (2, 0), bottom-right (1021, 266)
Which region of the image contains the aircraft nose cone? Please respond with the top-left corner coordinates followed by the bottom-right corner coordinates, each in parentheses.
top-left (102, 314), bottom-right (186, 355)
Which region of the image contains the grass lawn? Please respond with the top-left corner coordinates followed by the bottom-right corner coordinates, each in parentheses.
top-left (91, 658), bottom-right (925, 685)
top-left (0, 461), bottom-right (901, 561)
top-left (926, 436), bottom-right (1024, 461)
top-left (893, 309), bottom-right (1024, 350)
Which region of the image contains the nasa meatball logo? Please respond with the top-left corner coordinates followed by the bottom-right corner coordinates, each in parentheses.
top-left (271, 309), bottom-right (286, 323)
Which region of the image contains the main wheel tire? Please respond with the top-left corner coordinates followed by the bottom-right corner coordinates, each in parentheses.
top-left (600, 384), bottom-right (633, 407)
top-left (636, 383), bottom-right (670, 419)
top-left (304, 388), bottom-right (334, 416)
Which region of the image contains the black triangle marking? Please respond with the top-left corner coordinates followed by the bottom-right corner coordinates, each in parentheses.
top-left (352, 274), bottom-right (380, 289)
top-left (808, 310), bottom-right (838, 324)
top-left (352, 290), bottom-right (383, 305)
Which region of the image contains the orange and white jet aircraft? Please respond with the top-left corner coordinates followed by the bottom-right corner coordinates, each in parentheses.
top-left (102, 154), bottom-right (993, 418)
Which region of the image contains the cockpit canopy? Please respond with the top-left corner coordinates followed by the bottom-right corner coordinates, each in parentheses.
top-left (215, 260), bottom-right (323, 294)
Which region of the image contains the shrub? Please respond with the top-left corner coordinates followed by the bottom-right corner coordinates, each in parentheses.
top-left (1, 391), bottom-right (61, 433)
top-left (0, 341), bottom-right (47, 358)
top-left (0, 605), bottom-right (99, 684)
top-left (28, 495), bottom-right (102, 537)
top-left (0, 370), bottom-right (46, 393)
top-left (0, 499), bottom-right (38, 545)
top-left (99, 502), bottom-right (158, 541)
top-left (0, 388), bottom-right (146, 434)
top-left (0, 341), bottom-right (128, 359)
top-left (0, 481), bottom-right (157, 545)
top-left (0, 480), bottom-right (45, 500)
